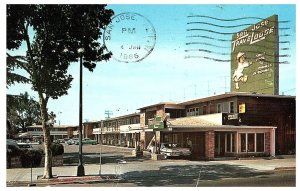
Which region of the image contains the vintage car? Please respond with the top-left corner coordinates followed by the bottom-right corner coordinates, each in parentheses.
top-left (160, 143), bottom-right (191, 157)
top-left (17, 143), bottom-right (33, 150)
top-left (149, 143), bottom-right (191, 158)
top-left (67, 138), bottom-right (78, 145)
top-left (82, 138), bottom-right (97, 145)
top-left (73, 138), bottom-right (97, 145)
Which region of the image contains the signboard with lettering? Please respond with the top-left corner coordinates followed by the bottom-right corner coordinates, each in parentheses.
top-left (148, 116), bottom-right (164, 129)
top-left (231, 15), bottom-right (279, 95)
top-left (222, 113), bottom-right (240, 126)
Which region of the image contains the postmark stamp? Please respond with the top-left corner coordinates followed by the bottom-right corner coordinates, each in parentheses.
top-left (103, 12), bottom-right (156, 63)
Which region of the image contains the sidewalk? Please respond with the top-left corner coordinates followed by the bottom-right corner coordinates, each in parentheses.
top-left (6, 155), bottom-right (295, 186)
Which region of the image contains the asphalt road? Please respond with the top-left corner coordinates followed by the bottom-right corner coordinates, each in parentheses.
top-left (28, 143), bottom-right (295, 187)
top-left (49, 169), bottom-right (295, 187)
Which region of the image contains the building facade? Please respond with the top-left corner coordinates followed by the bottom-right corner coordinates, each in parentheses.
top-left (68, 92), bottom-right (295, 160)
top-left (26, 125), bottom-right (75, 141)
top-left (92, 113), bottom-right (143, 149)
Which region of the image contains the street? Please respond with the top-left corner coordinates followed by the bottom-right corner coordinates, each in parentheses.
top-left (7, 144), bottom-right (295, 187)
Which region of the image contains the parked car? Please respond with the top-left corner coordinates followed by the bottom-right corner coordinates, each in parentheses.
top-left (82, 138), bottom-right (97, 145)
top-left (67, 138), bottom-right (78, 145)
top-left (72, 138), bottom-right (97, 145)
top-left (7, 139), bottom-right (20, 152)
top-left (57, 139), bottom-right (65, 143)
top-left (149, 143), bottom-right (191, 158)
top-left (17, 143), bottom-right (33, 150)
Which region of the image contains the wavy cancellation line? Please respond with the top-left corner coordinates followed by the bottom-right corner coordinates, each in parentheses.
top-left (184, 48), bottom-right (290, 58)
top-left (186, 34), bottom-right (290, 45)
top-left (185, 42), bottom-right (290, 51)
top-left (187, 28), bottom-right (292, 36)
top-left (187, 22), bottom-right (290, 30)
top-left (184, 55), bottom-right (289, 64)
top-left (187, 15), bottom-right (290, 23)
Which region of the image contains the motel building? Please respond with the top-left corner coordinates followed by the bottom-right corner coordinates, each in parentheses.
top-left (92, 113), bottom-right (147, 148)
top-left (73, 92), bottom-right (294, 161)
top-left (139, 92), bottom-right (295, 160)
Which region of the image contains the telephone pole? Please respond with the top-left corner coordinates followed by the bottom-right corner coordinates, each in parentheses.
top-left (104, 110), bottom-right (113, 119)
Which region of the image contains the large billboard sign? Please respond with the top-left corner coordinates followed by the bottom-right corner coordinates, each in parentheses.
top-left (231, 15), bottom-right (279, 95)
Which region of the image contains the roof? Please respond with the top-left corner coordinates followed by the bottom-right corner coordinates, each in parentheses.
top-left (100, 112), bottom-right (141, 122)
top-left (27, 125), bottom-right (75, 129)
top-left (168, 114), bottom-right (222, 127)
top-left (179, 92), bottom-right (295, 106)
top-left (138, 102), bottom-right (179, 110)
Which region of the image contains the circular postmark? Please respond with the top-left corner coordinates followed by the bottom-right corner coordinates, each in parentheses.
top-left (103, 12), bottom-right (156, 63)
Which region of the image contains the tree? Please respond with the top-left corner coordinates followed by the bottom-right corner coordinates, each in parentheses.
top-left (7, 92), bottom-right (42, 133)
top-left (7, 5), bottom-right (114, 179)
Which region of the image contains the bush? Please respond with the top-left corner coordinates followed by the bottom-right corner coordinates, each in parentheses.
top-left (20, 149), bottom-right (43, 167)
top-left (50, 143), bottom-right (64, 156)
top-left (7, 145), bottom-right (21, 158)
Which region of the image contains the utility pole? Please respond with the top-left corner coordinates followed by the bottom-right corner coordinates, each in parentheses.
top-left (104, 110), bottom-right (113, 119)
top-left (207, 81), bottom-right (210, 96)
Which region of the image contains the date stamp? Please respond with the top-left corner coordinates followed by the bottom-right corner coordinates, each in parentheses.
top-left (103, 12), bottom-right (156, 63)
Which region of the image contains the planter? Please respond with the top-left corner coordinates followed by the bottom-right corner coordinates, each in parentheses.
top-left (151, 153), bottom-right (165, 160)
top-left (132, 150), bottom-right (143, 157)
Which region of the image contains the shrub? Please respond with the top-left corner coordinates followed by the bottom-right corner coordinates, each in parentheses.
top-left (7, 145), bottom-right (21, 158)
top-left (50, 143), bottom-right (64, 156)
top-left (20, 149), bottom-right (43, 167)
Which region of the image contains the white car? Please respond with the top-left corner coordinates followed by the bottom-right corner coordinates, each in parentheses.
top-left (17, 143), bottom-right (33, 150)
top-left (149, 143), bottom-right (191, 158)
top-left (160, 143), bottom-right (191, 157)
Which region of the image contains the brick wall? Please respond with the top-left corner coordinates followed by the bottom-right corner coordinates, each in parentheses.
top-left (265, 132), bottom-right (271, 155)
top-left (205, 131), bottom-right (215, 160)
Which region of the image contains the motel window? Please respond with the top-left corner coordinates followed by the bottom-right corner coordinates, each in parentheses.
top-left (222, 103), bottom-right (229, 113)
top-left (195, 107), bottom-right (199, 116)
top-left (225, 133), bottom-right (236, 153)
top-left (240, 133), bottom-right (265, 153)
top-left (247, 133), bottom-right (255, 152)
top-left (190, 108), bottom-right (195, 116)
top-left (230, 101), bottom-right (235, 113)
top-left (217, 104), bottom-right (222, 113)
top-left (203, 106), bottom-right (207, 115)
top-left (256, 133), bottom-right (265, 152)
top-left (240, 134), bottom-right (246, 152)
top-left (226, 134), bottom-right (231, 152)
top-left (187, 107), bottom-right (199, 116)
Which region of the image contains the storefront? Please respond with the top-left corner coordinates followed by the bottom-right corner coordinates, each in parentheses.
top-left (159, 125), bottom-right (276, 160)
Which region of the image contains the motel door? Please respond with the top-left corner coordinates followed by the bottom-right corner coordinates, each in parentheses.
top-left (215, 132), bottom-right (225, 157)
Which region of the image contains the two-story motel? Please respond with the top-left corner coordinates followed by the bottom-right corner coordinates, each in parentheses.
top-left (26, 92), bottom-right (294, 160)
top-left (88, 92), bottom-right (295, 160)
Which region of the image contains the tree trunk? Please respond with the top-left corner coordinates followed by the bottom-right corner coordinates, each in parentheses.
top-left (40, 97), bottom-right (53, 179)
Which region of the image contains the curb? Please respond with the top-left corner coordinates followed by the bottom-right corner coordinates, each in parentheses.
top-left (7, 175), bottom-right (121, 187)
top-left (274, 167), bottom-right (296, 171)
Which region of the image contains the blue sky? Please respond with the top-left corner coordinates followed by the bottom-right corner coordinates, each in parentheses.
top-left (5, 4), bottom-right (297, 125)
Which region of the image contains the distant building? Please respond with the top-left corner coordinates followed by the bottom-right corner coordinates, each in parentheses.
top-left (26, 124), bottom-right (76, 141)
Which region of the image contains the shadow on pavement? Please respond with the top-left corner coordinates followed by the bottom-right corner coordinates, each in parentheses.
top-left (63, 152), bottom-right (150, 165)
top-left (120, 164), bottom-right (273, 187)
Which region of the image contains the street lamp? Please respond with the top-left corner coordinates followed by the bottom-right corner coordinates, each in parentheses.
top-left (77, 47), bottom-right (85, 176)
top-left (99, 124), bottom-right (102, 175)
